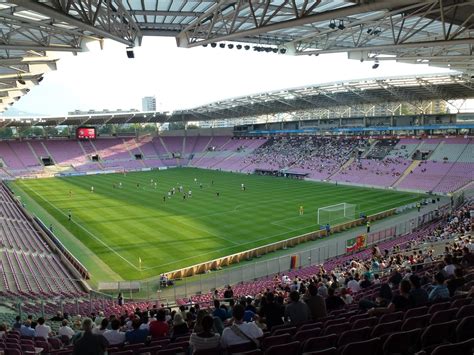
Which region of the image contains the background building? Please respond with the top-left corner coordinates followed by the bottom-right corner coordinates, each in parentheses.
top-left (142, 96), bottom-right (156, 111)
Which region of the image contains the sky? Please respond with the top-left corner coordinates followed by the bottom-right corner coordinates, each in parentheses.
top-left (8, 36), bottom-right (464, 117)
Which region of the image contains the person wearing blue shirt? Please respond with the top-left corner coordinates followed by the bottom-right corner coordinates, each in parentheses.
top-left (125, 318), bottom-right (149, 344)
top-left (20, 320), bottom-right (35, 337)
top-left (212, 300), bottom-right (228, 322)
top-left (429, 272), bottom-right (450, 302)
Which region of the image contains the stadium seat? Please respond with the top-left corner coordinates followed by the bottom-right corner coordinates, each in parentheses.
top-left (420, 320), bottom-right (457, 351)
top-left (455, 316), bottom-right (474, 341)
top-left (272, 326), bottom-right (296, 336)
top-left (379, 311), bottom-right (404, 324)
top-left (351, 317), bottom-right (377, 329)
top-left (401, 315), bottom-right (430, 331)
top-left (337, 327), bottom-right (371, 348)
top-left (301, 334), bottom-right (338, 354)
top-left (323, 322), bottom-right (351, 336)
top-left (305, 348), bottom-right (337, 355)
top-left (429, 308), bottom-right (458, 324)
top-left (382, 328), bottom-right (422, 355)
top-left (370, 320), bottom-right (402, 338)
top-left (293, 328), bottom-right (321, 342)
top-left (404, 307), bottom-right (428, 320)
top-left (340, 337), bottom-right (380, 355)
top-left (227, 341), bottom-right (257, 354)
top-left (428, 302), bottom-right (450, 314)
top-left (430, 339), bottom-right (474, 355)
top-left (264, 341), bottom-right (299, 355)
top-left (456, 304), bottom-right (474, 319)
top-left (262, 334), bottom-right (291, 351)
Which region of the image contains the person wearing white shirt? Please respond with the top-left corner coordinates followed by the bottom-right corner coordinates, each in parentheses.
top-left (58, 320), bottom-right (75, 340)
top-left (220, 304), bottom-right (263, 349)
top-left (103, 319), bottom-right (126, 346)
top-left (347, 277), bottom-right (361, 294)
top-left (35, 317), bottom-right (51, 339)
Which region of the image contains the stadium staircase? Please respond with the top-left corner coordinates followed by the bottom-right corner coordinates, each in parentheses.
top-left (328, 157), bottom-right (355, 180)
top-left (26, 141), bottom-right (41, 165)
top-left (40, 142), bottom-right (55, 163)
top-left (392, 160), bottom-right (421, 187)
top-left (189, 137), bottom-right (214, 165)
top-left (181, 135), bottom-right (186, 158)
top-left (361, 140), bottom-right (378, 158)
top-left (158, 136), bottom-right (171, 155)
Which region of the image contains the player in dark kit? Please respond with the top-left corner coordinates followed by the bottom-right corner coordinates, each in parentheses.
top-left (216, 192), bottom-right (220, 197)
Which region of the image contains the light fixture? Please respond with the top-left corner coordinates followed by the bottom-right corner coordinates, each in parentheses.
top-left (37, 76), bottom-right (44, 83)
top-left (126, 47), bottom-right (134, 59)
top-left (329, 20), bottom-right (336, 29)
top-left (280, 48), bottom-right (287, 54)
top-left (372, 59), bottom-right (379, 69)
top-left (219, 43), bottom-right (225, 48)
top-left (211, 43), bottom-right (217, 48)
top-left (244, 45), bottom-right (250, 50)
top-left (338, 20), bottom-right (345, 30)
top-left (236, 44), bottom-right (242, 50)
top-left (17, 75), bottom-right (26, 85)
top-left (202, 44), bottom-right (208, 47)
top-left (228, 44), bottom-right (234, 49)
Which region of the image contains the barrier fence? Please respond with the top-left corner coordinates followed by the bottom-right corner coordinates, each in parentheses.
top-left (2, 204), bottom-right (449, 316)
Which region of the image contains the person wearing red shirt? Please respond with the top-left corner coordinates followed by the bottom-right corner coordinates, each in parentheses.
top-left (149, 309), bottom-right (169, 338)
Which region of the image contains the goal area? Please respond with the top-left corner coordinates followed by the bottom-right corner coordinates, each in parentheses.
top-left (317, 203), bottom-right (356, 226)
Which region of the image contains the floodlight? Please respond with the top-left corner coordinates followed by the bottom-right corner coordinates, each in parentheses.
top-left (228, 44), bottom-right (234, 49)
top-left (272, 48), bottom-right (278, 53)
top-left (244, 45), bottom-right (250, 50)
top-left (202, 44), bottom-right (208, 47)
top-left (372, 60), bottom-right (379, 69)
top-left (338, 20), bottom-right (345, 30)
top-left (219, 43), bottom-right (225, 48)
top-left (211, 43), bottom-right (217, 48)
top-left (236, 44), bottom-right (242, 50)
top-left (37, 76), bottom-right (44, 83)
top-left (17, 78), bottom-right (26, 85)
top-left (280, 48), bottom-right (286, 54)
top-left (329, 20), bottom-right (336, 29)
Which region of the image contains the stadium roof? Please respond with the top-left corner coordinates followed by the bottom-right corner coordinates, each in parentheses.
top-left (0, 1), bottom-right (473, 112)
top-left (1, 73), bottom-right (473, 128)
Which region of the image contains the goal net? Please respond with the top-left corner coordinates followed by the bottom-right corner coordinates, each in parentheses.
top-left (317, 203), bottom-right (356, 226)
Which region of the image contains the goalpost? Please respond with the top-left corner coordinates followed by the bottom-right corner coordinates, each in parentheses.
top-left (317, 203), bottom-right (356, 225)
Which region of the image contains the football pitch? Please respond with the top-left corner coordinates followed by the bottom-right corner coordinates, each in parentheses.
top-left (10, 168), bottom-right (423, 281)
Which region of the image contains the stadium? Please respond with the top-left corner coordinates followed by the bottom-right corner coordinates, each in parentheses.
top-left (0, 1), bottom-right (473, 355)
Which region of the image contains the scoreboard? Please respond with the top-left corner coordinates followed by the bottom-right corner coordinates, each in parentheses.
top-left (76, 127), bottom-right (96, 140)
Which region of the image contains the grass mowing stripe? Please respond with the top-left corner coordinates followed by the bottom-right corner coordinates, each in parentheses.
top-left (19, 182), bottom-right (140, 271)
top-left (10, 168), bottom-right (424, 280)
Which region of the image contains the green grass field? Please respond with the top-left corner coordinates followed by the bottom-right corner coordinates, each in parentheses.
top-left (9, 168), bottom-right (423, 281)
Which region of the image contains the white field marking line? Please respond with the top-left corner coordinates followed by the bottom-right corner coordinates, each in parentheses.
top-left (20, 183), bottom-right (140, 271)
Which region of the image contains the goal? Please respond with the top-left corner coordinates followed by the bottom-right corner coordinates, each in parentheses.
top-left (317, 203), bottom-right (356, 226)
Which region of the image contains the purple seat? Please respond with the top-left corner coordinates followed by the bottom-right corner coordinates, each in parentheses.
top-left (421, 320), bottom-right (457, 350)
top-left (351, 317), bottom-right (377, 329)
top-left (382, 328), bottom-right (421, 355)
top-left (450, 298), bottom-right (472, 309)
top-left (138, 346), bottom-right (162, 355)
top-left (293, 328), bottom-right (321, 342)
top-left (431, 339), bottom-right (474, 355)
top-left (379, 311), bottom-right (404, 324)
top-left (428, 302), bottom-right (450, 314)
top-left (404, 306), bottom-right (428, 320)
top-left (262, 334), bottom-right (291, 351)
top-left (301, 334), bottom-right (338, 353)
top-left (305, 348), bottom-right (337, 355)
top-left (299, 322), bottom-right (322, 331)
top-left (456, 316), bottom-right (474, 341)
top-left (456, 304), bottom-right (474, 319)
top-left (323, 322), bottom-right (350, 335)
top-left (227, 341), bottom-right (257, 354)
top-left (370, 320), bottom-right (402, 338)
top-left (157, 347), bottom-right (183, 355)
top-left (429, 308), bottom-right (458, 324)
top-left (272, 327), bottom-right (296, 337)
top-left (337, 327), bottom-right (371, 348)
top-left (401, 314), bottom-right (430, 331)
top-left (264, 341), bottom-right (299, 355)
top-left (340, 337), bottom-right (381, 355)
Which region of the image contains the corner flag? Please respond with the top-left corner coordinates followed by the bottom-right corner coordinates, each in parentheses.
top-left (139, 257), bottom-right (142, 270)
